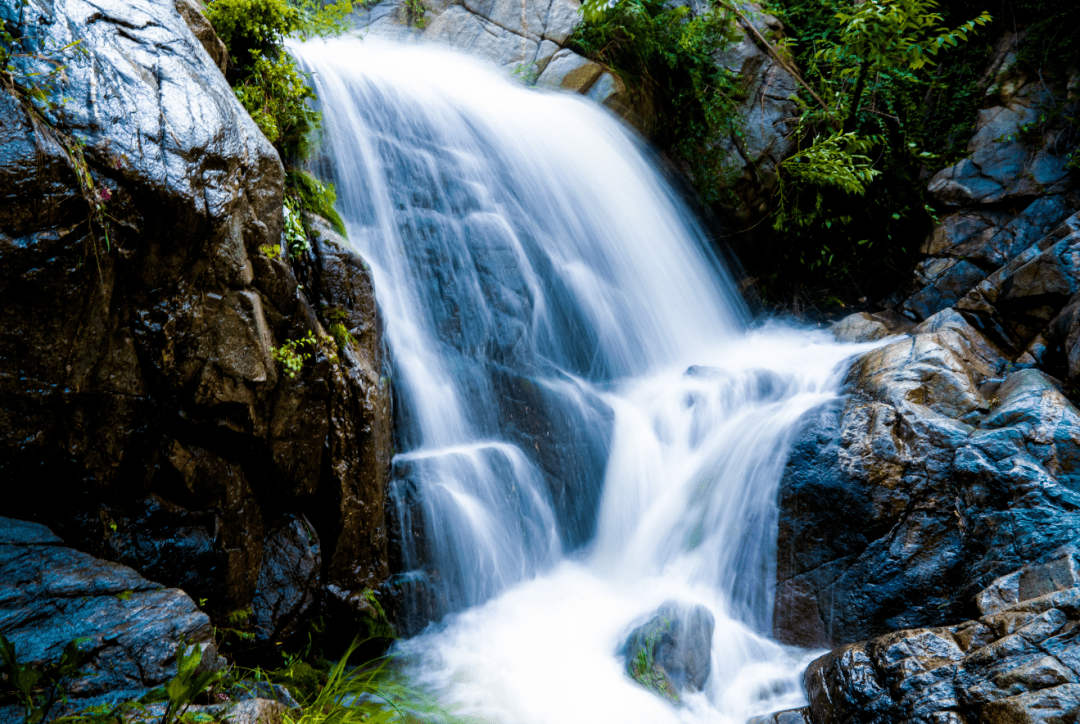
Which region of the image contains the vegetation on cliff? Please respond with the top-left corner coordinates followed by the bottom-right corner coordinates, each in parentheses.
top-left (205, 0), bottom-right (349, 240)
top-left (570, 0), bottom-right (744, 205)
top-left (752, 0), bottom-right (1076, 310)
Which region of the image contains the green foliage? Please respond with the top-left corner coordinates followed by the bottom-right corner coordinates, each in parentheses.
top-left (281, 639), bottom-right (452, 724)
top-left (570, 0), bottom-right (743, 203)
top-left (0, 634), bottom-right (91, 724)
top-left (148, 643), bottom-right (226, 724)
top-left (287, 169), bottom-right (346, 236)
top-left (283, 197), bottom-right (311, 258)
top-left (273, 330), bottom-right (317, 378)
top-left (261, 242), bottom-right (283, 259)
top-left (402, 0), bottom-right (428, 29)
top-left (329, 322), bottom-right (354, 353)
top-left (205, 0), bottom-right (352, 160)
top-left (755, 0), bottom-right (990, 307)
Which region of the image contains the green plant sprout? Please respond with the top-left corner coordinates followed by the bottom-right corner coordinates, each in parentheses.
top-left (273, 330), bottom-right (317, 378)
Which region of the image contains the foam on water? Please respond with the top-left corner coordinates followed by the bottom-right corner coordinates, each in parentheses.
top-left (291, 36), bottom-right (873, 723)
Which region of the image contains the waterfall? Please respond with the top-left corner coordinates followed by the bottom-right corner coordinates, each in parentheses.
top-left (292, 36), bottom-right (870, 724)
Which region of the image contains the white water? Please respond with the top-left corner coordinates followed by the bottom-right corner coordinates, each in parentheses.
top-left (292, 37), bottom-right (873, 724)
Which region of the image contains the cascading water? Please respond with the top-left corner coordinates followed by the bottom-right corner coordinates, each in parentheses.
top-left (292, 36), bottom-right (875, 723)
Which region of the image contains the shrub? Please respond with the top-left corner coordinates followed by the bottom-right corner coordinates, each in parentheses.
top-left (570, 0), bottom-right (743, 204)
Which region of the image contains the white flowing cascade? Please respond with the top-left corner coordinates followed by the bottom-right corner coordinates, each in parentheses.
top-left (292, 36), bottom-right (872, 724)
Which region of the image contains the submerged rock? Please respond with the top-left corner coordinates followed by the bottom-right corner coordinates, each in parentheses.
top-left (622, 602), bottom-right (715, 702)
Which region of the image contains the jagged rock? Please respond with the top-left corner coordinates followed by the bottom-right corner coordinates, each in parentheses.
top-left (251, 516), bottom-right (322, 643)
top-left (776, 310), bottom-right (1080, 649)
top-left (927, 33), bottom-right (1075, 208)
top-left (953, 210), bottom-right (1080, 355)
top-left (802, 543), bottom-right (1080, 724)
top-left (622, 602), bottom-right (715, 702)
top-left (0, 0), bottom-right (390, 637)
top-left (903, 29), bottom-right (1079, 322)
top-left (0, 517), bottom-right (221, 715)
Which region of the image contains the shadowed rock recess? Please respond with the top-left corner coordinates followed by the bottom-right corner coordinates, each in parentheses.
top-left (0, 0), bottom-right (392, 642)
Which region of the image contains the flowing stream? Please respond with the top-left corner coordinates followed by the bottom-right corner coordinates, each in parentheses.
top-left (293, 37), bottom-right (870, 724)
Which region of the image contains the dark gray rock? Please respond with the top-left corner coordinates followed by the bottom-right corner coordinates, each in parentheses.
top-left (776, 311), bottom-right (1080, 649)
top-left (0, 517), bottom-right (220, 712)
top-left (251, 516), bottom-right (322, 644)
top-left (622, 602), bottom-right (715, 702)
top-left (802, 543), bottom-right (1080, 724)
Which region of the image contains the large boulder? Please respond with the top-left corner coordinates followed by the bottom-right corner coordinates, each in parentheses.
top-left (621, 602), bottom-right (715, 703)
top-left (801, 541), bottom-right (1080, 724)
top-left (0, 0), bottom-right (391, 638)
top-left (0, 517), bottom-right (221, 718)
top-left (776, 309), bottom-right (1080, 649)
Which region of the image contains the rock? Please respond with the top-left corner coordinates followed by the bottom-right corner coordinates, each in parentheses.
top-left (218, 699), bottom-right (289, 724)
top-left (622, 602), bottom-right (715, 702)
top-left (535, 49), bottom-right (604, 93)
top-left (251, 516), bottom-right (322, 643)
top-left (776, 311), bottom-right (1080, 648)
top-left (0, 0), bottom-right (391, 639)
top-left (423, 5), bottom-right (541, 71)
top-left (710, 3), bottom-right (800, 225)
top-left (954, 210), bottom-right (1080, 353)
top-left (927, 51), bottom-right (1075, 208)
top-left (802, 544), bottom-right (1080, 724)
top-left (904, 28), bottom-right (1080, 322)
top-left (0, 517), bottom-right (221, 712)
top-left (228, 682), bottom-right (302, 711)
top-left (830, 311), bottom-right (913, 343)
top-left (747, 709), bottom-right (811, 724)
top-left (174, 0), bottom-right (229, 74)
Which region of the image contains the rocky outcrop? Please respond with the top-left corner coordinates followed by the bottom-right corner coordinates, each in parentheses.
top-left (0, 517), bottom-right (220, 718)
top-left (801, 542), bottom-right (1080, 724)
top-left (902, 32), bottom-right (1079, 322)
top-left (0, 0), bottom-right (391, 640)
top-left (622, 602), bottom-right (715, 703)
top-left (776, 308), bottom-right (1080, 649)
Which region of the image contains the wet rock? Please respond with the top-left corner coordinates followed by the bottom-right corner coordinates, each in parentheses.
top-left (251, 516), bottom-right (322, 643)
top-left (903, 29), bottom-right (1079, 322)
top-left (776, 311), bottom-right (1080, 648)
top-left (802, 543), bottom-right (1080, 724)
top-left (622, 602), bottom-right (715, 702)
top-left (174, 0), bottom-right (229, 74)
top-left (0, 0), bottom-right (391, 640)
top-left (0, 517), bottom-right (220, 711)
top-left (748, 709), bottom-right (811, 724)
top-left (831, 311), bottom-right (914, 343)
top-left (709, 3), bottom-right (800, 225)
top-left (423, 5), bottom-right (541, 71)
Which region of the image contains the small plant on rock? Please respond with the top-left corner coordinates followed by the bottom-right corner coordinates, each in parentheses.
top-left (273, 330), bottom-right (317, 379)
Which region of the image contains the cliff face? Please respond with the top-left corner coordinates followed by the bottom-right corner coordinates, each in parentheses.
top-left (0, 0), bottom-right (391, 643)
